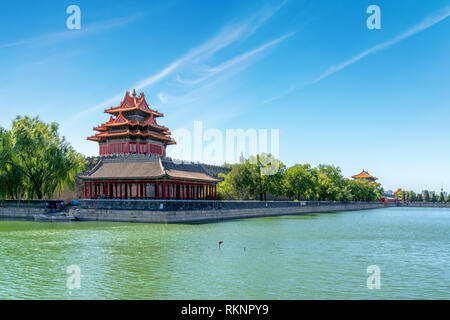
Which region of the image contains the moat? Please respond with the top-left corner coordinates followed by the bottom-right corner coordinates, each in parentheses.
top-left (0, 207), bottom-right (448, 299)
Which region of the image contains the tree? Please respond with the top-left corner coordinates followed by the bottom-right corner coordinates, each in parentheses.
top-left (402, 190), bottom-right (409, 202)
top-left (313, 165), bottom-right (346, 201)
top-left (249, 153), bottom-right (285, 201)
top-left (416, 193), bottom-right (423, 202)
top-left (423, 190), bottom-right (430, 202)
top-left (3, 116), bottom-right (86, 199)
top-left (217, 163), bottom-right (253, 200)
top-left (336, 183), bottom-right (353, 202)
top-left (283, 164), bottom-right (315, 200)
top-left (347, 179), bottom-right (381, 202)
top-left (438, 192), bottom-right (445, 202)
top-left (0, 128), bottom-right (26, 199)
top-left (430, 193), bottom-right (437, 203)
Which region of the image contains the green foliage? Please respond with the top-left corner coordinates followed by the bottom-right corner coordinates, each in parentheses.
top-left (0, 128), bottom-right (26, 199)
top-left (347, 179), bottom-right (381, 202)
top-left (416, 193), bottom-right (423, 202)
top-left (430, 193), bottom-right (437, 202)
top-left (219, 154), bottom-right (382, 202)
top-left (0, 116), bottom-right (86, 199)
top-left (217, 153), bottom-right (285, 200)
top-left (283, 164), bottom-right (315, 200)
top-left (423, 190), bottom-right (430, 202)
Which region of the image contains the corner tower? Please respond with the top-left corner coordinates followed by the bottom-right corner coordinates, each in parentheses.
top-left (87, 90), bottom-right (176, 156)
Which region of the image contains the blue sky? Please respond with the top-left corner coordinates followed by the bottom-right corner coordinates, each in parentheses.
top-left (0, 0), bottom-right (449, 192)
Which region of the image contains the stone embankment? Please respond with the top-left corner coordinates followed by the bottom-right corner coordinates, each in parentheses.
top-left (70, 200), bottom-right (391, 223)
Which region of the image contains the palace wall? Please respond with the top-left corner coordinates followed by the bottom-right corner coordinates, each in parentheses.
top-left (71, 200), bottom-right (391, 223)
top-left (7, 200), bottom-right (450, 224)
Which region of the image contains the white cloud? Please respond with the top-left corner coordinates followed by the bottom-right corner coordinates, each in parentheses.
top-left (265, 6), bottom-right (450, 103)
top-left (175, 32), bottom-right (295, 86)
top-left (74, 1), bottom-right (288, 119)
top-left (313, 6), bottom-right (450, 84)
top-left (0, 14), bottom-right (141, 49)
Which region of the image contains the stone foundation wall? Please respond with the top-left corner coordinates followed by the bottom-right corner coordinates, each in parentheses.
top-left (71, 200), bottom-right (390, 223)
top-left (0, 200), bottom-right (49, 219)
top-left (398, 202), bottom-right (450, 208)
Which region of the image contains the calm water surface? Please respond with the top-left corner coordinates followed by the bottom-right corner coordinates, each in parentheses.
top-left (0, 207), bottom-right (448, 299)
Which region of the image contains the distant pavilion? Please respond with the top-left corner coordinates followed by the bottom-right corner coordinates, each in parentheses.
top-left (351, 170), bottom-right (378, 183)
top-left (81, 90), bottom-right (221, 200)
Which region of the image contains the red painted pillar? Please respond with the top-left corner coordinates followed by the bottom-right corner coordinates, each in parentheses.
top-left (136, 182), bottom-right (139, 199)
top-left (162, 182), bottom-right (166, 199)
top-left (120, 183), bottom-right (122, 199)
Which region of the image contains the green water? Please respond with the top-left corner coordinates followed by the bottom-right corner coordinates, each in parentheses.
top-left (0, 207), bottom-right (448, 299)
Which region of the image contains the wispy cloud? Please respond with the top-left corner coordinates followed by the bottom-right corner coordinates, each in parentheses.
top-left (0, 14), bottom-right (141, 49)
top-left (75, 1), bottom-right (288, 119)
top-left (160, 33), bottom-right (295, 111)
top-left (175, 32), bottom-right (295, 86)
top-left (265, 6), bottom-right (450, 103)
top-left (313, 6), bottom-right (450, 84)
top-left (134, 1), bottom-right (287, 90)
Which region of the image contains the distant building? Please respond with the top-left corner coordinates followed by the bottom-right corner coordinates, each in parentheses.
top-left (351, 170), bottom-right (378, 183)
top-left (393, 188), bottom-right (402, 200)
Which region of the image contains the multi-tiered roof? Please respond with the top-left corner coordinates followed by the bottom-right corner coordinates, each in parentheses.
top-left (351, 170), bottom-right (378, 182)
top-left (87, 90), bottom-right (175, 146)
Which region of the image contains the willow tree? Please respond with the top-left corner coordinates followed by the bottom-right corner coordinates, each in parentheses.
top-left (0, 128), bottom-right (26, 199)
top-left (9, 116), bottom-right (86, 199)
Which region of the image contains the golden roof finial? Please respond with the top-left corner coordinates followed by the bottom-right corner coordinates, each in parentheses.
top-left (132, 89), bottom-right (137, 97)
